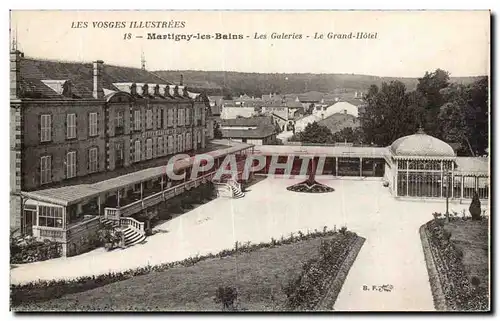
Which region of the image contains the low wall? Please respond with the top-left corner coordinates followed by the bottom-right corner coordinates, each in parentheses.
top-left (63, 216), bottom-right (101, 257)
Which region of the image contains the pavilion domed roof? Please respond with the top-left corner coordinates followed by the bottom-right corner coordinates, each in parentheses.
top-left (390, 127), bottom-right (455, 157)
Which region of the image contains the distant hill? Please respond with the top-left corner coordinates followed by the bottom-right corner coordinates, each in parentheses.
top-left (152, 70), bottom-right (485, 97)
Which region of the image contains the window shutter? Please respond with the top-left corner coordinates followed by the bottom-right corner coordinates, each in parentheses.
top-left (64, 114), bottom-right (68, 139)
top-left (75, 114), bottom-right (78, 139)
top-left (153, 108), bottom-right (157, 129)
top-left (142, 138), bottom-right (145, 159)
top-left (87, 148), bottom-right (90, 171)
top-left (38, 114), bottom-right (42, 142)
top-left (132, 109), bottom-right (135, 131)
top-left (50, 156), bottom-right (54, 183)
top-left (75, 151), bottom-right (78, 177)
top-left (96, 147), bottom-right (99, 171)
top-left (131, 139), bottom-right (135, 162)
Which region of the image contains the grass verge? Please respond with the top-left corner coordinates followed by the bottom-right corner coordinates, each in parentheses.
top-left (12, 228), bottom-right (363, 311)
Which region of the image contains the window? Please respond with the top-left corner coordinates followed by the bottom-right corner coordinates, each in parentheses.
top-left (186, 133), bottom-right (192, 150)
top-left (158, 136), bottom-right (164, 156)
top-left (134, 140), bottom-right (141, 162)
top-left (164, 135), bottom-right (168, 155)
top-left (177, 134), bottom-right (183, 152)
top-left (146, 109), bottom-right (153, 129)
top-left (115, 142), bottom-right (124, 168)
top-left (89, 112), bottom-right (98, 136)
top-left (134, 110), bottom-right (141, 131)
top-left (167, 109), bottom-right (173, 127)
top-left (40, 114), bottom-right (52, 142)
top-left (146, 138), bottom-right (153, 159)
top-left (194, 106), bottom-right (199, 120)
top-left (157, 109), bottom-right (163, 128)
top-left (115, 111), bottom-right (124, 132)
top-left (178, 109), bottom-right (184, 126)
top-left (38, 206), bottom-right (63, 228)
top-left (40, 155), bottom-right (51, 185)
top-left (66, 114), bottom-right (76, 139)
top-left (168, 136), bottom-right (174, 154)
top-left (88, 147), bottom-right (98, 173)
top-left (66, 151), bottom-right (76, 178)
top-left (186, 108), bottom-right (191, 125)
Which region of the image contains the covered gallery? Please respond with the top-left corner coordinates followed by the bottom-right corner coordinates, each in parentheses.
top-left (253, 128), bottom-right (489, 201)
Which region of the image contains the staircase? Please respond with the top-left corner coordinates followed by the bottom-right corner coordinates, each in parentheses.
top-left (101, 218), bottom-right (146, 248)
top-left (122, 226), bottom-right (146, 247)
top-left (227, 179), bottom-right (245, 199)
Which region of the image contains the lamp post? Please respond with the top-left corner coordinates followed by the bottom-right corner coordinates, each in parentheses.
top-left (445, 169), bottom-right (451, 222)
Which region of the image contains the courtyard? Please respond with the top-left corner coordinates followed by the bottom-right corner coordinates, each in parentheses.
top-left (10, 177), bottom-right (478, 311)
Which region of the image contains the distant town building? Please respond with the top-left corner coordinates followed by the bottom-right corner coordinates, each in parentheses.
top-left (219, 116), bottom-right (278, 145)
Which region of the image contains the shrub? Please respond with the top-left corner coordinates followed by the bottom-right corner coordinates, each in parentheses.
top-left (97, 226), bottom-right (123, 250)
top-left (10, 236), bottom-right (62, 264)
top-left (469, 192), bottom-right (482, 221)
top-left (283, 231), bottom-right (357, 310)
top-left (11, 226), bottom-right (357, 307)
top-left (214, 286), bottom-right (238, 311)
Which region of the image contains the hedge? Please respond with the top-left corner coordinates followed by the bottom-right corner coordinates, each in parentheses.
top-left (11, 225), bottom-right (352, 307)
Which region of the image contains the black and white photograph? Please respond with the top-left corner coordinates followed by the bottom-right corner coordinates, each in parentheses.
top-left (8, 9), bottom-right (490, 312)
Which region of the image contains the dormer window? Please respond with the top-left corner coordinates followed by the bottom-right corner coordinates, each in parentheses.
top-left (142, 84), bottom-right (149, 96)
top-left (154, 85), bottom-right (160, 96)
top-left (62, 80), bottom-right (73, 98)
top-left (130, 83), bottom-right (137, 95)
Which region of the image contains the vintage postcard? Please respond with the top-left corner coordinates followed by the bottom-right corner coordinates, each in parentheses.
top-left (9, 10), bottom-right (490, 312)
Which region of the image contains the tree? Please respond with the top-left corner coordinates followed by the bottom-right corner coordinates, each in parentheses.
top-left (331, 127), bottom-right (363, 144)
top-left (438, 77), bottom-right (489, 156)
top-left (295, 122), bottom-right (332, 144)
top-left (416, 69), bottom-right (450, 136)
top-left (466, 77), bottom-right (489, 155)
top-left (360, 81), bottom-right (416, 146)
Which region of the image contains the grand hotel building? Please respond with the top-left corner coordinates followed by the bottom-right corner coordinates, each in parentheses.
top-left (10, 50), bottom-right (254, 255)
top-left (10, 49), bottom-right (489, 257)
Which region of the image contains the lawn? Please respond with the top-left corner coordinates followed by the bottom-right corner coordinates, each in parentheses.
top-left (421, 217), bottom-right (489, 311)
top-left (445, 219), bottom-right (489, 295)
top-left (14, 231), bottom-right (363, 312)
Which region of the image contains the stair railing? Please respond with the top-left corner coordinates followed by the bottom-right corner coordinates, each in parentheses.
top-left (227, 179), bottom-right (242, 192)
top-left (104, 207), bottom-right (120, 221)
top-left (119, 217), bottom-right (145, 237)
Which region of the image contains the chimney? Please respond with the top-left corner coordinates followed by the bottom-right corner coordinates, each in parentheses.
top-left (180, 74), bottom-right (184, 86)
top-left (10, 50), bottom-right (23, 99)
top-left (92, 60), bottom-right (104, 99)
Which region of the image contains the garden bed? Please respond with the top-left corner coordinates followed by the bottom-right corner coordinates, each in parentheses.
top-left (12, 227), bottom-right (364, 311)
top-left (420, 217), bottom-right (489, 311)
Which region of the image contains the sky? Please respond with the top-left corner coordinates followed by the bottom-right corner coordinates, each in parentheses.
top-left (10, 10), bottom-right (490, 77)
